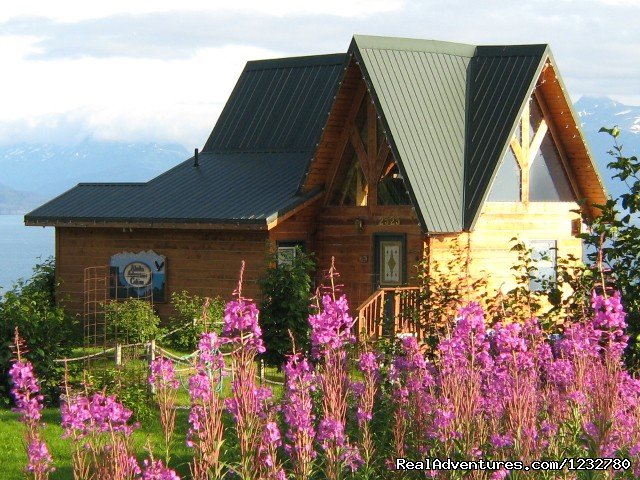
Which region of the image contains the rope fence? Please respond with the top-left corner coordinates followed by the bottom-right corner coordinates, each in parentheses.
top-left (54, 335), bottom-right (285, 387)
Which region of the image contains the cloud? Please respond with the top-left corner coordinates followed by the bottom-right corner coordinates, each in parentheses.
top-left (0, 0), bottom-right (639, 148)
top-left (0, 105), bottom-right (220, 148)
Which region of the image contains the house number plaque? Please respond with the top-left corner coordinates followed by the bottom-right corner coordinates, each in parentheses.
top-left (379, 216), bottom-right (400, 226)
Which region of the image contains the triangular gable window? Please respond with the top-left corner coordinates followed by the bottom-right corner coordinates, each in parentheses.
top-left (487, 93), bottom-right (576, 204)
top-left (378, 156), bottom-right (412, 205)
top-left (330, 143), bottom-right (368, 206)
top-left (487, 146), bottom-right (521, 201)
top-left (530, 133), bottom-right (575, 202)
top-left (530, 96), bottom-right (544, 139)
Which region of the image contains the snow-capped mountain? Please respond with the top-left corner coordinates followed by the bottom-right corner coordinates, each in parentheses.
top-left (575, 96), bottom-right (640, 200)
top-left (0, 139), bottom-right (189, 212)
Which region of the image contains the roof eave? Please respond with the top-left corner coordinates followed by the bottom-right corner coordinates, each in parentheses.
top-left (24, 217), bottom-right (268, 230)
top-left (543, 51), bottom-right (608, 210)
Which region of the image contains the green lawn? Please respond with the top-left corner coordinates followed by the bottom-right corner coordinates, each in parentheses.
top-left (1, 363), bottom-right (285, 479)
top-left (0, 408), bottom-right (195, 479)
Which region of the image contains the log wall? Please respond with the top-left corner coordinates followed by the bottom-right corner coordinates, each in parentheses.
top-left (55, 227), bottom-right (269, 319)
top-left (428, 201), bottom-right (583, 295)
top-left (314, 205), bottom-right (423, 310)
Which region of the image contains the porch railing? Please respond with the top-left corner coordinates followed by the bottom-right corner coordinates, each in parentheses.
top-left (355, 286), bottom-right (422, 340)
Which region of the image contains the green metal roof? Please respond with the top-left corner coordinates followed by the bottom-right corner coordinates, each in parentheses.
top-left (26, 54), bottom-right (346, 226)
top-left (25, 152), bottom-right (321, 225)
top-left (465, 45), bottom-right (548, 229)
top-left (350, 35), bottom-right (549, 232)
top-left (27, 36), bottom-right (577, 233)
top-left (203, 53), bottom-right (348, 153)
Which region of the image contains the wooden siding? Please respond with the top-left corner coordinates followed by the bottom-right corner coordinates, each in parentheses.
top-left (56, 227), bottom-right (269, 319)
top-left (428, 202), bottom-right (582, 294)
top-left (315, 205), bottom-right (423, 310)
top-left (269, 200), bottom-right (320, 247)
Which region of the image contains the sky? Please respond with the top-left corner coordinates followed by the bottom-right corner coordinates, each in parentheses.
top-left (0, 0), bottom-right (639, 148)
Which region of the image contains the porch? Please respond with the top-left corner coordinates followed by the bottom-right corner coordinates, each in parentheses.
top-left (355, 286), bottom-right (423, 340)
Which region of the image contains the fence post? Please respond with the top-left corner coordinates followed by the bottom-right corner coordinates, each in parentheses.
top-left (148, 339), bottom-right (156, 394)
top-left (115, 344), bottom-right (122, 366)
top-left (259, 358), bottom-right (265, 385)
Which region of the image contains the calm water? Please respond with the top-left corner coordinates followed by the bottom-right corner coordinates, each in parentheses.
top-left (0, 215), bottom-right (54, 292)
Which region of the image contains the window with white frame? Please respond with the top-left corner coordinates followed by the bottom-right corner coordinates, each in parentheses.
top-left (276, 241), bottom-right (305, 267)
top-left (529, 240), bottom-right (557, 291)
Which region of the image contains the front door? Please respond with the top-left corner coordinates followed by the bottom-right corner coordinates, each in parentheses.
top-left (374, 234), bottom-right (406, 288)
top-left (374, 234), bottom-right (406, 336)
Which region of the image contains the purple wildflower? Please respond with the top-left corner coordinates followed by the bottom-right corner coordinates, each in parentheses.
top-left (282, 353), bottom-right (316, 478)
top-left (149, 357), bottom-right (179, 389)
top-left (309, 294), bottom-right (356, 357)
top-left (198, 332), bottom-right (226, 370)
top-left (26, 439), bottom-right (54, 476)
top-left (9, 360), bottom-right (44, 422)
top-left (9, 356), bottom-right (54, 478)
top-left (222, 299), bottom-right (265, 352)
top-left (142, 458), bottom-right (181, 480)
top-left (490, 433), bottom-right (514, 449)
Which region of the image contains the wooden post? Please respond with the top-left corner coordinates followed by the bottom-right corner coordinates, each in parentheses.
top-left (148, 339), bottom-right (156, 394)
top-left (259, 359), bottom-right (265, 385)
top-left (115, 344), bottom-right (122, 366)
top-left (394, 290), bottom-right (401, 336)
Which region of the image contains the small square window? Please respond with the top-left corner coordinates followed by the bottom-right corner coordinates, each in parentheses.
top-left (276, 241), bottom-right (305, 267)
top-left (529, 240), bottom-right (557, 291)
top-left (277, 246), bottom-right (297, 266)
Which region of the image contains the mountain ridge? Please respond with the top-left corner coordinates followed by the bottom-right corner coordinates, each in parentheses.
top-left (0, 139), bottom-right (189, 214)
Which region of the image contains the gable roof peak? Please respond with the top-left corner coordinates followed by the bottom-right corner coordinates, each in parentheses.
top-left (351, 34), bottom-right (477, 58)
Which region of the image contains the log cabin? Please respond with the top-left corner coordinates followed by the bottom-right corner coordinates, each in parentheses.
top-left (25, 35), bottom-right (606, 337)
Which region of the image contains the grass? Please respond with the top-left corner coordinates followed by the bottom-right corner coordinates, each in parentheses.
top-left (0, 407), bottom-right (196, 479)
top-left (1, 362), bottom-right (285, 479)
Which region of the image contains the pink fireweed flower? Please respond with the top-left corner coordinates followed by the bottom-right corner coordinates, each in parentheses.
top-left (309, 294), bottom-right (356, 357)
top-left (198, 332), bottom-right (227, 370)
top-left (222, 298), bottom-right (265, 352)
top-left (354, 350), bottom-right (381, 428)
top-left (225, 385), bottom-right (272, 422)
top-left (490, 469), bottom-right (509, 480)
top-left (188, 369), bottom-right (215, 401)
top-left (142, 458), bottom-right (181, 480)
top-left (544, 358), bottom-right (575, 391)
top-left (340, 444), bottom-right (364, 472)
top-left (490, 433), bottom-right (514, 449)
top-left (62, 392), bottom-right (138, 438)
top-left (282, 353), bottom-right (316, 456)
top-left (26, 439), bottom-right (55, 476)
top-left (60, 394), bottom-right (92, 438)
top-left (439, 303), bottom-right (493, 374)
top-left (591, 291), bottom-right (628, 358)
top-left (317, 417), bottom-right (347, 449)
top-left (263, 421), bottom-right (281, 445)
top-left (358, 351), bottom-right (380, 378)
top-left (149, 356), bottom-right (179, 389)
top-left (10, 357), bottom-right (55, 478)
top-left (87, 392), bottom-right (138, 436)
top-left (9, 360), bottom-right (44, 422)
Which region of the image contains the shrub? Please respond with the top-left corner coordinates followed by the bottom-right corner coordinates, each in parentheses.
top-left (105, 298), bottom-right (160, 344)
top-left (582, 127), bottom-right (640, 369)
top-left (165, 291), bottom-right (224, 352)
top-left (259, 247), bottom-right (315, 367)
top-left (88, 367), bottom-right (153, 422)
top-left (0, 258), bottom-right (77, 405)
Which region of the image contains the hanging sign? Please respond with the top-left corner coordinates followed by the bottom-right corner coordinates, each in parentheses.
top-left (109, 250), bottom-right (166, 302)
